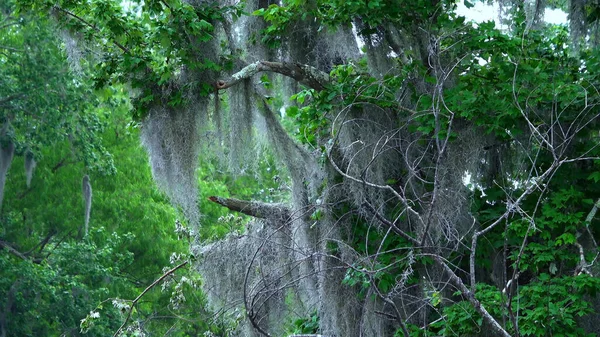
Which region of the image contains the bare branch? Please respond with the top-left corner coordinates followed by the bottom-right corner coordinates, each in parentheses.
top-left (362, 201), bottom-right (420, 246)
top-left (208, 196), bottom-right (290, 221)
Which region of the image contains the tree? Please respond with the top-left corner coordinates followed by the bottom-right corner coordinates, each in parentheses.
top-left (15, 0), bottom-right (600, 336)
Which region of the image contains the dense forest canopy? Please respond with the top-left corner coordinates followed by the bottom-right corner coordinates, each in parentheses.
top-left (3, 0), bottom-right (600, 336)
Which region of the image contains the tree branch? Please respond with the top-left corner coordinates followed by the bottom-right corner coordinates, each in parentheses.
top-left (0, 240), bottom-right (27, 260)
top-left (113, 261), bottom-right (188, 337)
top-left (0, 93), bottom-right (25, 107)
top-left (52, 5), bottom-right (130, 54)
top-left (216, 61), bottom-right (330, 91)
top-left (0, 240), bottom-right (42, 263)
top-left (432, 255), bottom-right (512, 337)
top-left (0, 46), bottom-right (24, 53)
top-left (208, 196), bottom-right (290, 221)
top-left (362, 201), bottom-right (420, 246)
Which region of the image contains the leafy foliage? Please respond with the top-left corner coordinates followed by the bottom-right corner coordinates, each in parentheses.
top-left (8, 0), bottom-right (600, 336)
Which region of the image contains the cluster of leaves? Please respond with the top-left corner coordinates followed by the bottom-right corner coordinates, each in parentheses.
top-left (16, 0), bottom-right (241, 118)
top-left (287, 61), bottom-right (403, 147)
top-left (287, 310), bottom-right (320, 335)
top-left (253, 0), bottom-right (461, 45)
top-left (0, 231), bottom-right (135, 336)
top-left (414, 277), bottom-right (600, 337)
top-left (0, 0), bottom-right (114, 173)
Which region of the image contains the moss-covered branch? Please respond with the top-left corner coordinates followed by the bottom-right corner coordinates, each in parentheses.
top-left (216, 61), bottom-right (330, 91)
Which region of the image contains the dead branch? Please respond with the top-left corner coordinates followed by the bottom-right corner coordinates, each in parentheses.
top-left (208, 196), bottom-right (291, 221)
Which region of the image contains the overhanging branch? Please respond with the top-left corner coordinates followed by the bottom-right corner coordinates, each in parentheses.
top-left (208, 196), bottom-right (290, 221)
top-left (216, 61), bottom-right (330, 91)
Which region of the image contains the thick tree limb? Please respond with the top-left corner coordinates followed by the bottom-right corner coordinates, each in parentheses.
top-left (208, 196), bottom-right (290, 221)
top-left (216, 61), bottom-right (330, 91)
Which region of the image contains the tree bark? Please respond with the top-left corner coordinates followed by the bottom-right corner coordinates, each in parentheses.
top-left (216, 61), bottom-right (330, 91)
top-left (208, 196), bottom-right (291, 221)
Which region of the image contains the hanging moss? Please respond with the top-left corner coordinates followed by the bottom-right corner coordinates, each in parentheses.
top-left (0, 139), bottom-right (14, 212)
top-left (82, 174), bottom-right (92, 237)
top-left (59, 29), bottom-right (84, 74)
top-left (227, 79), bottom-right (255, 173)
top-left (140, 101), bottom-right (205, 230)
top-left (24, 152), bottom-right (36, 188)
top-left (569, 0), bottom-right (587, 47)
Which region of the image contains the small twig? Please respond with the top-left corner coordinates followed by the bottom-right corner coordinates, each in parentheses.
top-left (362, 201), bottom-right (420, 246)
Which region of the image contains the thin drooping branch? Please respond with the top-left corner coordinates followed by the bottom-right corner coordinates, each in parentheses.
top-left (0, 21), bottom-right (20, 31)
top-left (113, 261), bottom-right (188, 337)
top-left (574, 197), bottom-right (600, 275)
top-left (52, 5), bottom-right (130, 53)
top-left (216, 61), bottom-right (330, 91)
top-left (208, 196), bottom-right (291, 221)
top-left (584, 198), bottom-right (600, 248)
top-left (0, 46), bottom-right (24, 53)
